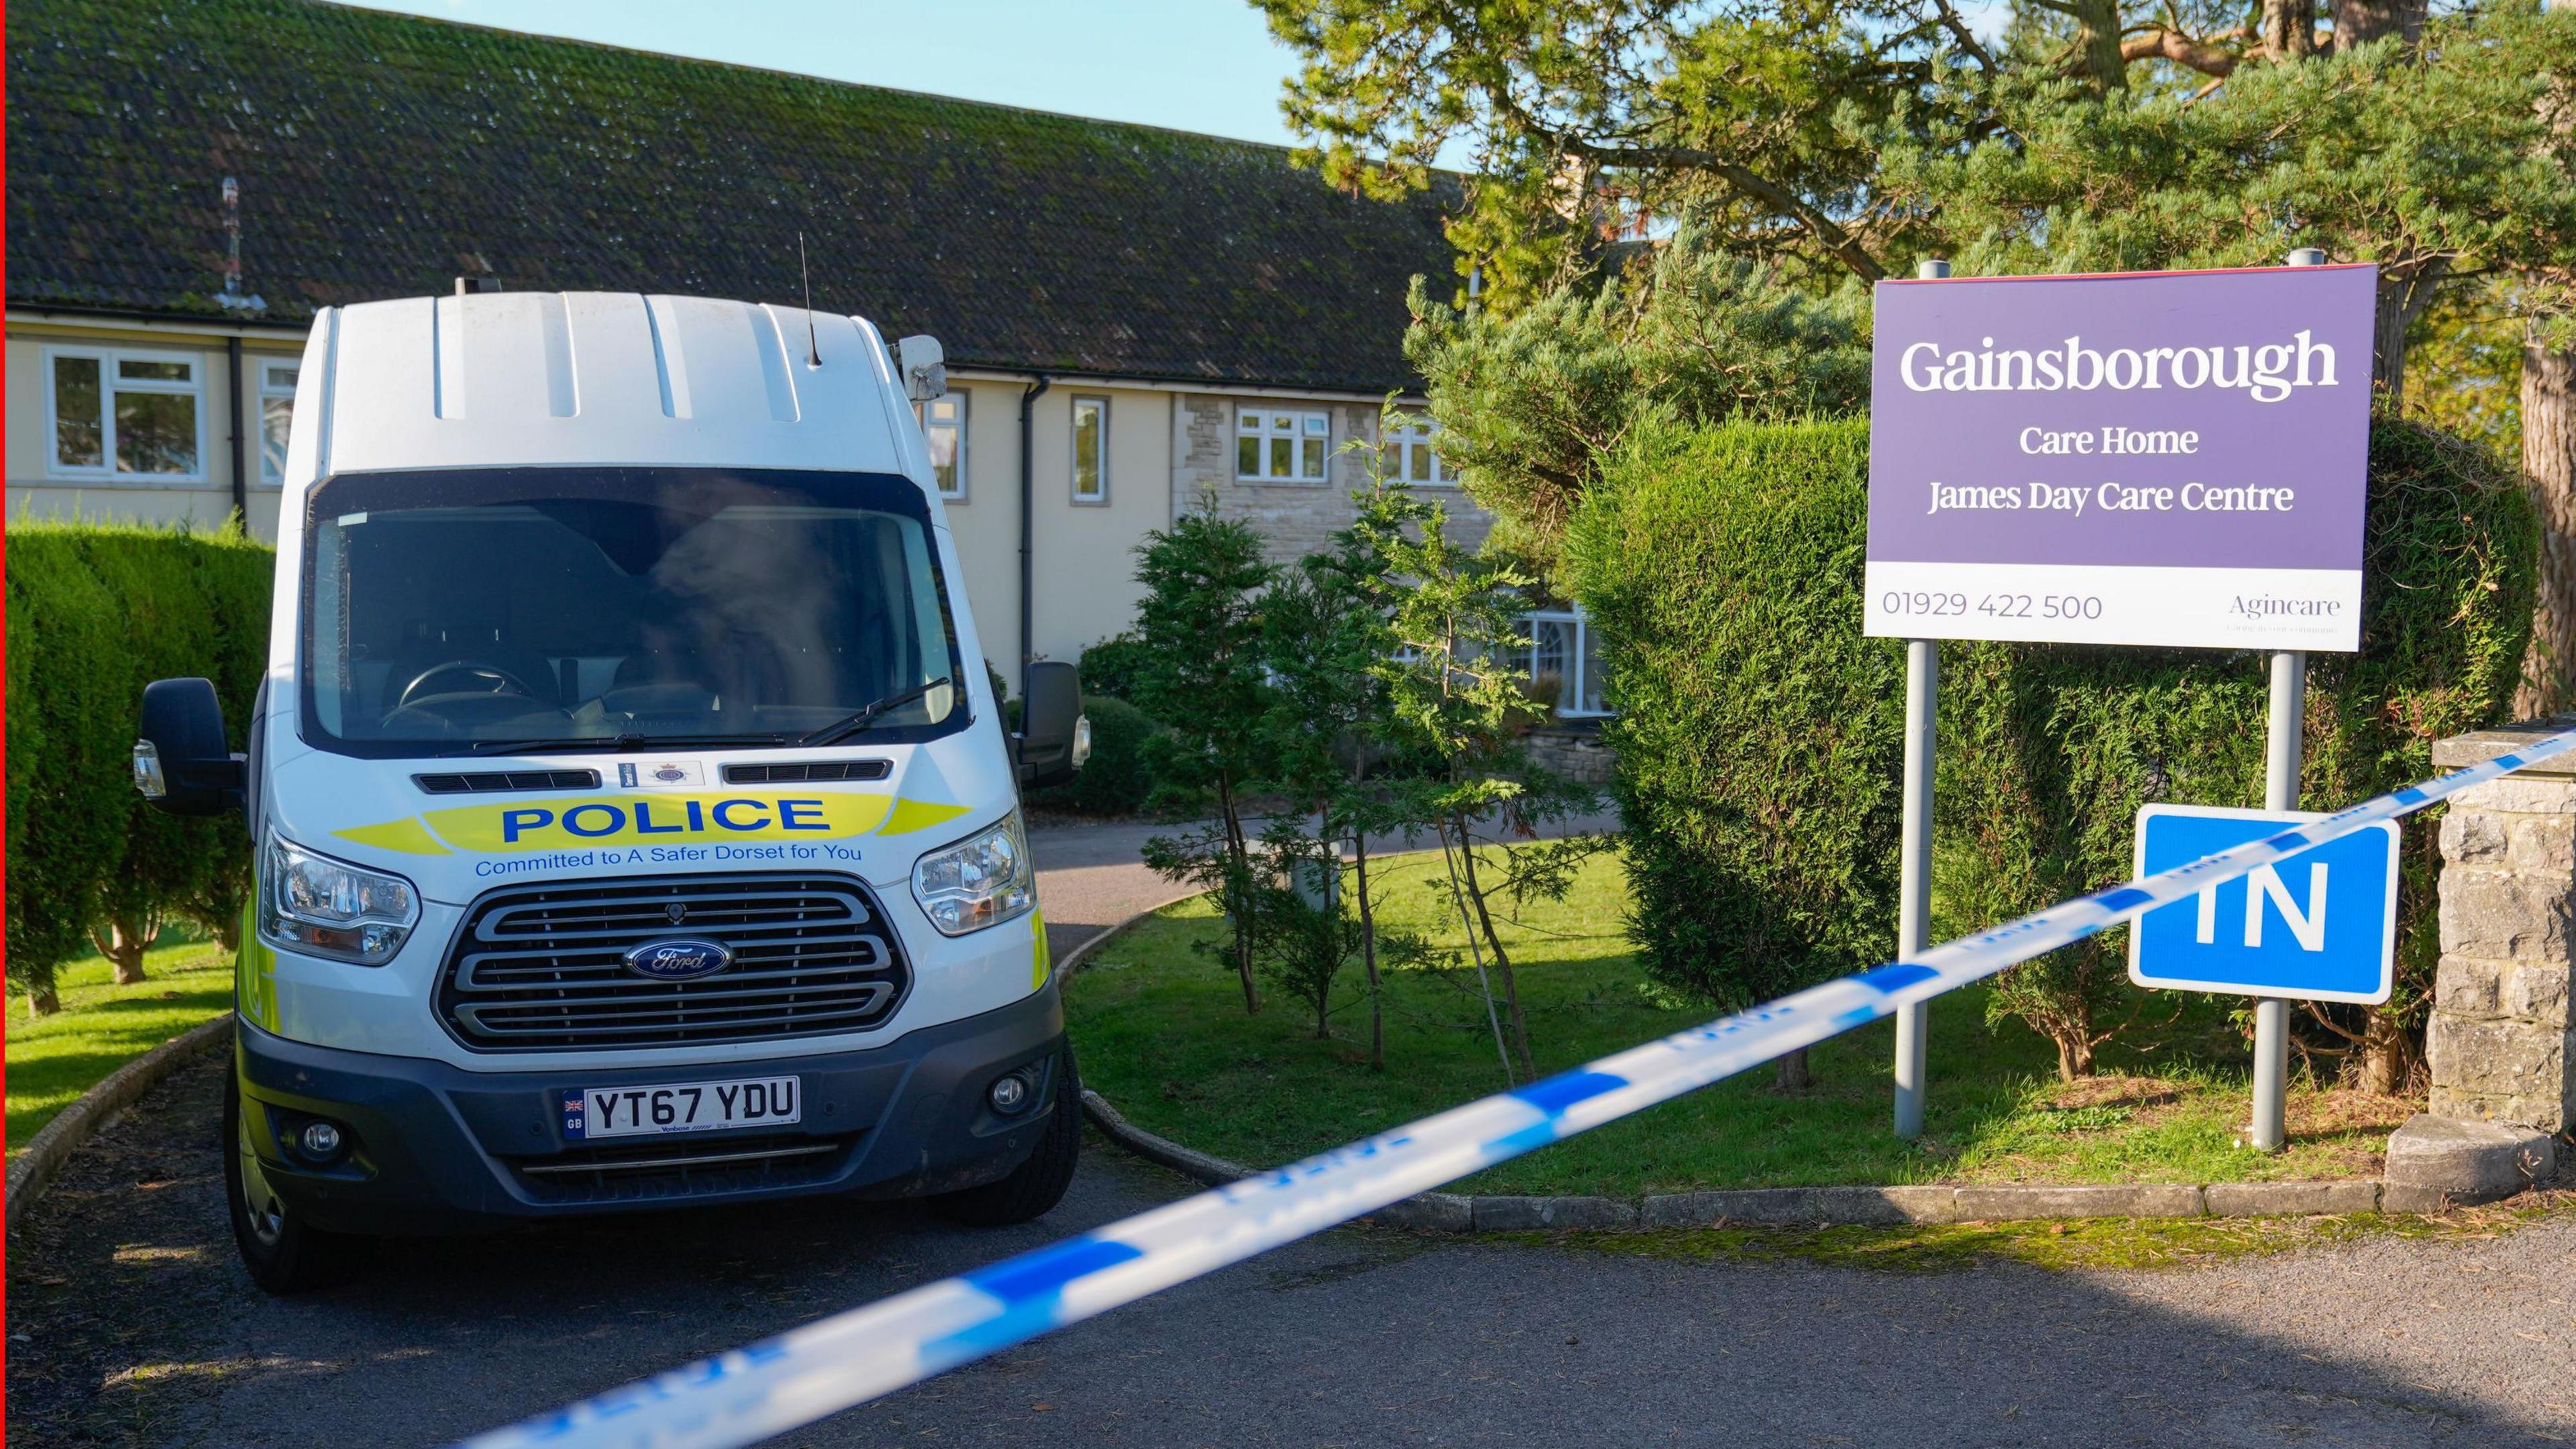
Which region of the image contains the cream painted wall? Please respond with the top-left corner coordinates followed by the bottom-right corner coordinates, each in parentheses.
top-left (933, 379), bottom-right (1175, 699)
top-left (5, 322), bottom-right (299, 540)
top-left (1027, 384), bottom-right (1168, 670)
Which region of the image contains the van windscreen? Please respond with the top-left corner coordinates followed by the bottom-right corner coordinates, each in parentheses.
top-left (299, 467), bottom-right (967, 758)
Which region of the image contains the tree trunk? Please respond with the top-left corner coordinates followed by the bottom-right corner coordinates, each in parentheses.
top-left (1773, 1046), bottom-right (1811, 1092)
top-left (2368, 263), bottom-right (2444, 413)
top-left (2330, 0), bottom-right (2426, 52)
top-left (2359, 1012), bottom-right (2412, 1095)
top-left (25, 983), bottom-right (62, 1016)
top-left (2070, 0), bottom-right (2128, 91)
top-left (2055, 1032), bottom-right (2096, 1081)
top-left (1217, 775), bottom-right (1261, 1015)
top-left (1352, 826), bottom-right (1385, 1072)
top-left (2517, 338), bottom-right (2576, 718)
top-left (1452, 824), bottom-right (1534, 1076)
top-left (2261, 0), bottom-right (2317, 60)
top-left (93, 916), bottom-right (153, 986)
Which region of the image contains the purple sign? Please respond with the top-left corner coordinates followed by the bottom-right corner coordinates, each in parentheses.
top-left (1865, 265), bottom-right (2376, 651)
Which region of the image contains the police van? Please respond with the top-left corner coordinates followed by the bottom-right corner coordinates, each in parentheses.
top-left (134, 289), bottom-right (1090, 1293)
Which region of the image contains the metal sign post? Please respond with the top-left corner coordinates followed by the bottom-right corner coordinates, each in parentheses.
top-left (2249, 246), bottom-right (2327, 1151)
top-left (1892, 258), bottom-right (1949, 1141)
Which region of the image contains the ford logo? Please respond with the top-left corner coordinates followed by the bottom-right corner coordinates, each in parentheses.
top-left (623, 937), bottom-right (733, 981)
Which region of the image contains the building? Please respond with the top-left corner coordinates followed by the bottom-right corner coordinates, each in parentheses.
top-left (5, 0), bottom-right (1617, 729)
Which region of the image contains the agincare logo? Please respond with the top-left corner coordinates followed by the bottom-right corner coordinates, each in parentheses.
top-left (1898, 331), bottom-right (2342, 404)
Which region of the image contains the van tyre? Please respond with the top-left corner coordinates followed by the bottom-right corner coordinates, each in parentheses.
top-left (225, 1062), bottom-right (366, 1294)
top-left (933, 1043), bottom-right (1081, 1227)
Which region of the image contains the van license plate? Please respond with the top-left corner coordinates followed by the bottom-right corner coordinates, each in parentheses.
top-left (564, 1077), bottom-right (800, 1140)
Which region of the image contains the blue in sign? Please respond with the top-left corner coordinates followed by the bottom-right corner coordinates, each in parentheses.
top-left (2128, 804), bottom-right (2398, 1005)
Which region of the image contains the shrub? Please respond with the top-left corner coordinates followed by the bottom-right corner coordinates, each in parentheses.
top-left (1572, 416), bottom-right (2534, 1084)
top-left (1939, 420), bottom-right (2536, 1083)
top-left (4, 522), bottom-right (274, 1010)
top-left (1074, 633), bottom-right (1155, 708)
top-left (1564, 417), bottom-right (1903, 1021)
top-left (1028, 695), bottom-right (1163, 816)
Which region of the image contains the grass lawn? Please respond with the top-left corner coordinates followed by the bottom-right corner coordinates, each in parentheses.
top-left (6, 936), bottom-right (235, 1159)
top-left (1065, 848), bottom-right (2416, 1197)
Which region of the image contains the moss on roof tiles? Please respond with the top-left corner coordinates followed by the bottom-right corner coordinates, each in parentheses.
top-left (5, 0), bottom-right (1460, 392)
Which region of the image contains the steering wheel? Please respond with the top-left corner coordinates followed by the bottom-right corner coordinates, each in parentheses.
top-left (394, 659), bottom-right (543, 710)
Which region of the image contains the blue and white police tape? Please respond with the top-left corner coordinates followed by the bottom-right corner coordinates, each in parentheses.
top-left (458, 724), bottom-right (2576, 1449)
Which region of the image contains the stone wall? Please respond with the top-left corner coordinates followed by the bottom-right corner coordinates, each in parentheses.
top-left (1524, 726), bottom-right (1614, 786)
top-left (1171, 393), bottom-right (1495, 563)
top-left (2429, 725), bottom-right (2576, 1134)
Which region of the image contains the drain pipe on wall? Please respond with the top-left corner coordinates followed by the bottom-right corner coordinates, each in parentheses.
top-left (227, 336), bottom-right (250, 527)
top-left (1017, 373), bottom-right (1052, 708)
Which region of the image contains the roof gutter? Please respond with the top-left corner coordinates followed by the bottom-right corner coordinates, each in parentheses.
top-left (1017, 373), bottom-right (1053, 710)
top-left (945, 366), bottom-right (1421, 406)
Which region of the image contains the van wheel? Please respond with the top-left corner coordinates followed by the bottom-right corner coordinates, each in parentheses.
top-left (933, 1044), bottom-right (1081, 1228)
top-left (225, 1063), bottom-right (366, 1294)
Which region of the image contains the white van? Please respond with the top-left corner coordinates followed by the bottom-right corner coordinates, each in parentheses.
top-left (135, 290), bottom-right (1089, 1293)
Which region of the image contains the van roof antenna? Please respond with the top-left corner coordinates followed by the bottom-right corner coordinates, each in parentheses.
top-left (798, 231), bottom-right (822, 368)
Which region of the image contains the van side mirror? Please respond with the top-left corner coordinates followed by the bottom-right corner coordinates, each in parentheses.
top-left (135, 677), bottom-right (245, 817)
top-left (898, 335), bottom-right (947, 402)
top-left (1016, 661), bottom-right (1089, 790)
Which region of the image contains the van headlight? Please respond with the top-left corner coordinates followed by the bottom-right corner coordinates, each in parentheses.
top-left (258, 834), bottom-right (419, 965)
top-left (912, 810), bottom-right (1035, 936)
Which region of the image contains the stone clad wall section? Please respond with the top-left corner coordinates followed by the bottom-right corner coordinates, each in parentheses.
top-left (2429, 729), bottom-right (2576, 1134)
top-left (1171, 393), bottom-right (1495, 562)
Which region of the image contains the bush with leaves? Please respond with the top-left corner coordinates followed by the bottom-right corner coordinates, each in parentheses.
top-left (1073, 633), bottom-right (1156, 710)
top-left (1573, 415), bottom-right (2533, 1083)
top-left (5, 522), bottom-right (272, 1012)
top-left (1131, 506), bottom-right (1279, 1013)
top-left (1404, 221), bottom-right (1871, 566)
top-left (1028, 695), bottom-right (1164, 818)
top-left (1565, 417), bottom-right (1901, 1088)
top-left (1938, 419), bottom-right (2536, 1083)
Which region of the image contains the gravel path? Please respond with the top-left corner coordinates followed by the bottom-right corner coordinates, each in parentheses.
top-left (7, 816), bottom-right (2571, 1448)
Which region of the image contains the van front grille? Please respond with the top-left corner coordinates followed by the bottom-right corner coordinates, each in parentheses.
top-left (438, 873), bottom-right (909, 1051)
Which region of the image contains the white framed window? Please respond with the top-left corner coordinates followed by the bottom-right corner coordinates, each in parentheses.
top-left (46, 346), bottom-right (209, 482)
top-left (258, 360), bottom-right (301, 485)
top-left (917, 392), bottom-right (969, 500)
top-left (1388, 411), bottom-right (1456, 486)
top-left (1525, 608), bottom-right (1609, 718)
top-left (1071, 395), bottom-right (1110, 504)
top-left (1236, 407), bottom-right (1330, 482)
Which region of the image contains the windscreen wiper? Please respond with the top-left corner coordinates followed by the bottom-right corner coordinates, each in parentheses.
top-left (463, 731), bottom-right (792, 755)
top-left (798, 676), bottom-right (954, 747)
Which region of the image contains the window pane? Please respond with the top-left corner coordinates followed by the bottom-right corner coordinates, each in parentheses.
top-left (1578, 623), bottom-right (1606, 713)
top-left (1238, 411), bottom-right (1260, 433)
top-left (53, 356), bottom-right (103, 468)
top-left (1301, 437), bottom-right (1326, 478)
top-left (924, 423), bottom-right (960, 496)
top-left (1530, 619), bottom-right (1572, 712)
top-left (1073, 400), bottom-right (1104, 499)
top-left (1408, 443), bottom-right (1430, 482)
top-left (262, 394), bottom-right (295, 480)
top-left (117, 358), bottom-right (191, 383)
top-left (1270, 435), bottom-right (1291, 478)
top-left (1238, 435), bottom-right (1261, 476)
top-left (116, 390), bottom-right (199, 474)
top-left (1271, 413), bottom-right (1293, 432)
top-left (264, 363), bottom-right (301, 392)
top-left (1302, 414), bottom-right (1328, 436)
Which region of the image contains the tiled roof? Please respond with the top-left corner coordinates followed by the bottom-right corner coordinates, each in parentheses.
top-left (5, 0), bottom-right (1462, 392)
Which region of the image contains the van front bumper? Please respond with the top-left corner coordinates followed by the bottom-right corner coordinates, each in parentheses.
top-left (233, 984), bottom-right (1066, 1236)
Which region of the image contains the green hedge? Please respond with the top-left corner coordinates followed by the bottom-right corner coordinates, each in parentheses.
top-left (1937, 421), bottom-right (2534, 1078)
top-left (1564, 417), bottom-right (1903, 1011)
top-left (5, 523), bottom-right (274, 1007)
top-left (1567, 417), bottom-right (2534, 1078)
top-left (1028, 695), bottom-right (1165, 816)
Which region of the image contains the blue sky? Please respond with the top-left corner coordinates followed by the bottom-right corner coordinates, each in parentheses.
top-left (341, 1), bottom-right (1318, 149)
